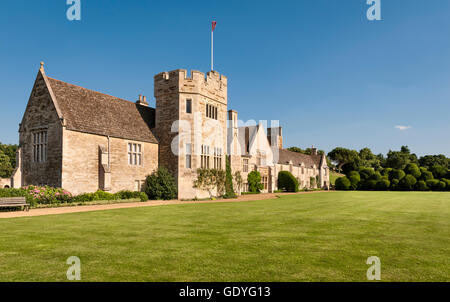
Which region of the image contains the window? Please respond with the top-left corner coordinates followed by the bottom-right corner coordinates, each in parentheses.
top-left (186, 99), bottom-right (192, 114)
top-left (262, 176), bottom-right (268, 190)
top-left (214, 147), bottom-right (222, 169)
top-left (201, 145), bottom-right (210, 169)
top-left (206, 103), bottom-right (218, 120)
top-left (243, 158), bottom-right (249, 172)
top-left (128, 143), bottom-right (142, 166)
top-left (134, 180), bottom-right (145, 191)
top-left (33, 131), bottom-right (47, 163)
top-left (186, 143), bottom-right (192, 169)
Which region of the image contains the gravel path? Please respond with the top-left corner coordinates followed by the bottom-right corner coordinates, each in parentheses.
top-left (0, 191), bottom-right (329, 219)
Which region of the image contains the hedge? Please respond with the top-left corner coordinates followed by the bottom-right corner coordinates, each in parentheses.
top-left (277, 171), bottom-right (299, 192)
top-left (335, 177), bottom-right (351, 190)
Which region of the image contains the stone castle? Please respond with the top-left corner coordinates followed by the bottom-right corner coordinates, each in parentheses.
top-left (10, 63), bottom-right (329, 198)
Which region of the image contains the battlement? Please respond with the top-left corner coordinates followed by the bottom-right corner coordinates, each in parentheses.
top-left (154, 69), bottom-right (227, 103)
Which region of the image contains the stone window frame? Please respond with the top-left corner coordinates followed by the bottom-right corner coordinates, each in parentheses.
top-left (201, 145), bottom-right (210, 169)
top-left (185, 143), bottom-right (192, 169)
top-left (213, 147), bottom-right (222, 170)
top-left (128, 142), bottom-right (143, 166)
top-left (206, 103), bottom-right (218, 120)
top-left (243, 158), bottom-right (249, 172)
top-left (32, 130), bottom-right (48, 163)
top-left (186, 99), bottom-right (192, 114)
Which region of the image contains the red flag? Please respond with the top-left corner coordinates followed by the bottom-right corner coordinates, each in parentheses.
top-left (212, 21), bottom-right (217, 32)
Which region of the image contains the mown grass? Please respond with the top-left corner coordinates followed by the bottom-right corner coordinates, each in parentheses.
top-left (0, 191), bottom-right (448, 281)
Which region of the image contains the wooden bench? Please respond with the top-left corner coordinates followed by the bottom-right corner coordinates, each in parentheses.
top-left (0, 197), bottom-right (30, 211)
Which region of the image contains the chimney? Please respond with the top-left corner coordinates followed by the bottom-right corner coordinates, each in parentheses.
top-left (311, 146), bottom-right (318, 155)
top-left (136, 94), bottom-right (149, 106)
top-left (267, 127), bottom-right (283, 150)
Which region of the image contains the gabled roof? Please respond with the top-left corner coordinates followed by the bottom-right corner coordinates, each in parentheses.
top-left (277, 149), bottom-right (323, 168)
top-left (46, 77), bottom-right (158, 144)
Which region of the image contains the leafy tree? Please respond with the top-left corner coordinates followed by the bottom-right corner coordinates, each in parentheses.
top-left (328, 147), bottom-right (359, 173)
top-left (277, 171), bottom-right (299, 192)
top-left (419, 170), bottom-right (434, 181)
top-left (375, 179), bottom-right (390, 191)
top-left (0, 150), bottom-right (13, 178)
top-left (247, 171), bottom-right (263, 193)
top-left (359, 167), bottom-right (375, 181)
top-left (419, 155), bottom-right (449, 169)
top-left (145, 167), bottom-right (177, 200)
top-left (415, 180), bottom-right (428, 191)
top-left (0, 143), bottom-right (18, 169)
top-left (389, 169), bottom-right (406, 181)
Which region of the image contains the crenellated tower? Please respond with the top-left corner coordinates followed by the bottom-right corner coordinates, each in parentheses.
top-left (154, 69), bottom-right (228, 198)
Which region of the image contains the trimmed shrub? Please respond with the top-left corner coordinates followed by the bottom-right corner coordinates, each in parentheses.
top-left (370, 171), bottom-right (382, 181)
top-left (375, 179), bottom-right (390, 191)
top-left (347, 171), bottom-right (360, 190)
top-left (145, 167), bottom-right (177, 200)
top-left (381, 168), bottom-right (393, 177)
top-left (415, 180), bottom-right (428, 191)
top-left (420, 171), bottom-right (434, 181)
top-left (399, 174), bottom-right (417, 191)
top-left (277, 171), bottom-right (299, 192)
top-left (426, 179), bottom-right (440, 191)
top-left (248, 171), bottom-right (263, 193)
top-left (404, 163), bottom-right (421, 179)
top-left (389, 169), bottom-right (406, 181)
top-left (390, 179), bottom-right (400, 190)
top-left (438, 181), bottom-right (446, 191)
top-left (430, 165), bottom-right (447, 179)
top-left (223, 156), bottom-right (237, 199)
top-left (359, 168), bottom-right (375, 181)
top-left (442, 179), bottom-right (450, 191)
top-left (335, 177), bottom-right (351, 190)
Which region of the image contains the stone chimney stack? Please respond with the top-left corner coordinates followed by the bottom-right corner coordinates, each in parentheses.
top-left (136, 94), bottom-right (149, 106)
top-left (311, 146), bottom-right (318, 155)
top-left (267, 127), bottom-right (283, 150)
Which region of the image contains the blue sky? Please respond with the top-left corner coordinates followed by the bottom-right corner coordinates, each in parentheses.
top-left (0, 0), bottom-right (449, 157)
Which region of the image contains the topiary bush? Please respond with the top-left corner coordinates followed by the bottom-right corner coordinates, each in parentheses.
top-left (347, 171), bottom-right (360, 190)
top-left (415, 180), bottom-right (428, 191)
top-left (399, 174), bottom-right (417, 191)
top-left (404, 163), bottom-right (421, 179)
top-left (375, 179), bottom-right (390, 191)
top-left (389, 169), bottom-right (406, 181)
top-left (426, 179), bottom-right (440, 191)
top-left (277, 171), bottom-right (299, 192)
top-left (247, 170), bottom-right (263, 193)
top-left (390, 179), bottom-right (400, 191)
top-left (370, 171), bottom-right (382, 181)
top-left (430, 165), bottom-right (447, 179)
top-left (442, 179), bottom-right (450, 191)
top-left (145, 167), bottom-right (177, 200)
top-left (335, 176), bottom-right (351, 190)
top-left (359, 168), bottom-right (375, 181)
top-left (223, 156), bottom-right (237, 198)
top-left (419, 171), bottom-right (434, 181)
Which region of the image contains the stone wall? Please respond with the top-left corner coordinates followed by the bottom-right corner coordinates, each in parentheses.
top-left (62, 129), bottom-right (158, 195)
top-left (0, 178), bottom-right (10, 188)
top-left (18, 70), bottom-right (63, 188)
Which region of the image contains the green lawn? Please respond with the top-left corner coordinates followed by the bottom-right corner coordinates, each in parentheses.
top-left (0, 192), bottom-right (449, 282)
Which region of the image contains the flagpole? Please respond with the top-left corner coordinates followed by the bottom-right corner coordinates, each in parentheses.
top-left (211, 29), bottom-right (214, 71)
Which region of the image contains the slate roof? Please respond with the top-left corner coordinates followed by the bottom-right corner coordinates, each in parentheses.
top-left (47, 77), bottom-right (158, 144)
top-left (277, 149), bottom-right (323, 168)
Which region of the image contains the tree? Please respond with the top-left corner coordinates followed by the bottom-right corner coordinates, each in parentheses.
top-left (399, 174), bottom-right (417, 191)
top-left (223, 156), bottom-right (236, 198)
top-left (145, 167), bottom-right (177, 200)
top-left (419, 155), bottom-right (449, 169)
top-left (328, 147), bottom-right (359, 173)
top-left (347, 171), bottom-right (361, 190)
top-left (247, 171), bottom-right (263, 193)
top-left (429, 165), bottom-right (447, 179)
top-left (0, 150), bottom-right (13, 178)
top-left (233, 171), bottom-right (243, 195)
